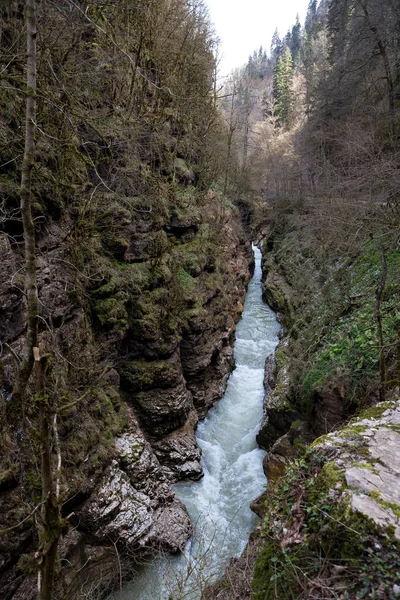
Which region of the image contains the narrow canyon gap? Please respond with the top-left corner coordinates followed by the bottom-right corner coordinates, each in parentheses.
top-left (117, 245), bottom-right (280, 599)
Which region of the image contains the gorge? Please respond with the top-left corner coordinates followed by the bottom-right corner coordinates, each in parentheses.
top-left (117, 246), bottom-right (280, 599)
top-left (1, 0), bottom-right (399, 598)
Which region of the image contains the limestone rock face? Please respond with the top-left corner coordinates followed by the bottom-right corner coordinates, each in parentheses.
top-left (257, 344), bottom-right (302, 449)
top-left (120, 351), bottom-right (195, 436)
top-left (139, 498), bottom-right (193, 553)
top-left (79, 462), bottom-right (154, 546)
top-left (134, 380), bottom-right (194, 437)
top-left (79, 430), bottom-right (193, 553)
top-left (115, 433), bottom-right (170, 497)
top-left (151, 412), bottom-right (203, 481)
top-left (314, 400), bottom-right (400, 539)
top-left (79, 461), bottom-right (192, 552)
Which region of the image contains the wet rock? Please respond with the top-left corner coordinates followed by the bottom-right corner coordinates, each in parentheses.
top-left (139, 498), bottom-right (193, 553)
top-left (186, 345), bottom-right (235, 417)
top-left (151, 413), bottom-right (203, 481)
top-left (115, 433), bottom-right (168, 498)
top-left (257, 343), bottom-right (301, 449)
top-left (261, 260), bottom-right (294, 329)
top-left (79, 456), bottom-right (193, 554)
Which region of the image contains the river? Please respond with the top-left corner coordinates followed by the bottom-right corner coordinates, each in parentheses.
top-left (117, 245), bottom-right (280, 600)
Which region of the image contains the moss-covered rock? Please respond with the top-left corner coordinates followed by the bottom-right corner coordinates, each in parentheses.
top-left (251, 399), bottom-right (400, 599)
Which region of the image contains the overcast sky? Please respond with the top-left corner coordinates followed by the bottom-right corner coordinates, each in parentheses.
top-left (205, 0), bottom-right (311, 77)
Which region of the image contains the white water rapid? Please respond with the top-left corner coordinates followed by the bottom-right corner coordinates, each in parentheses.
top-left (117, 245), bottom-right (280, 600)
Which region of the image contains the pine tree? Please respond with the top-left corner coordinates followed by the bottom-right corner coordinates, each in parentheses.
top-left (270, 28), bottom-right (283, 66)
top-left (305, 0), bottom-right (318, 35)
top-left (290, 14), bottom-right (302, 64)
top-left (273, 46), bottom-right (293, 127)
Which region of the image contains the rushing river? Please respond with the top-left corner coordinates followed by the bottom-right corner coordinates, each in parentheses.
top-left (117, 245), bottom-right (280, 600)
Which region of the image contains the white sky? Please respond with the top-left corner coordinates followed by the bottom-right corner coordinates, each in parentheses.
top-left (206, 0), bottom-right (311, 77)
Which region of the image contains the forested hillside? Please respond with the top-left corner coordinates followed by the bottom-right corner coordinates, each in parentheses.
top-left (219, 0), bottom-right (400, 412)
top-left (0, 2), bottom-right (253, 598)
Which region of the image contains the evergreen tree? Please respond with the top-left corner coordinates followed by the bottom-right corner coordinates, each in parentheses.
top-left (270, 28), bottom-right (283, 66)
top-left (290, 14), bottom-right (302, 64)
top-left (272, 46), bottom-right (293, 127)
top-left (305, 0), bottom-right (318, 36)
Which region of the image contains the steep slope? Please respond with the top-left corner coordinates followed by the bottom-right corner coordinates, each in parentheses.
top-left (0, 1), bottom-right (253, 598)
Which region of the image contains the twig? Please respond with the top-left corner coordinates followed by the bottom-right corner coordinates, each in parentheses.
top-left (0, 501), bottom-right (44, 536)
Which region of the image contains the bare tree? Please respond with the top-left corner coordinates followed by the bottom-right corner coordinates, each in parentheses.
top-left (13, 0), bottom-right (39, 411)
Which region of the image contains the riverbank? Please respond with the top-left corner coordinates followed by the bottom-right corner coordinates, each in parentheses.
top-left (204, 199), bottom-right (400, 599)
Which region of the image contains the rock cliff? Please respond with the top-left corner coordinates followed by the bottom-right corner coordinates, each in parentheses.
top-left (0, 197), bottom-right (252, 599)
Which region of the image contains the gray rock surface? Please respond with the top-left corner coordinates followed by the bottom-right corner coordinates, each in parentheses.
top-left (79, 461), bottom-right (153, 545)
top-left (314, 400), bottom-right (400, 539)
top-left (79, 452), bottom-right (192, 552)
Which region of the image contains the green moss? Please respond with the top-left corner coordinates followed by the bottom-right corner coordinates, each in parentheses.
top-left (252, 540), bottom-right (298, 600)
top-left (92, 294), bottom-right (128, 335)
top-left (337, 424), bottom-right (367, 438)
top-left (301, 367), bottom-right (327, 402)
top-left (310, 433), bottom-right (330, 448)
top-left (119, 358), bottom-right (179, 392)
top-left (316, 461), bottom-right (344, 492)
top-left (253, 427), bottom-right (400, 599)
top-left (357, 462), bottom-right (380, 474)
top-left (357, 401), bottom-right (396, 420)
top-left (370, 495), bottom-right (400, 519)
top-left (62, 387), bottom-right (123, 475)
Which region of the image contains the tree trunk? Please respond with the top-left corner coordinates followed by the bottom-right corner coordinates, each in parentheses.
top-left (34, 347), bottom-right (63, 600)
top-left (13, 0), bottom-right (39, 410)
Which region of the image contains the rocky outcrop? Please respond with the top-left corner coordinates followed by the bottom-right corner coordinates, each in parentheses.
top-left (256, 343), bottom-right (302, 449)
top-left (315, 400), bottom-right (400, 539)
top-left (150, 413), bottom-right (203, 481)
top-left (256, 232), bottom-right (354, 460)
top-left (78, 458), bottom-right (191, 553)
top-left (209, 399), bottom-right (400, 600)
top-left (261, 251), bottom-right (294, 330)
top-left (250, 398), bottom-right (400, 600)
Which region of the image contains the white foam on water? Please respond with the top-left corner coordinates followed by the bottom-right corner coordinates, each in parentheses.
top-left (116, 246), bottom-right (280, 600)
